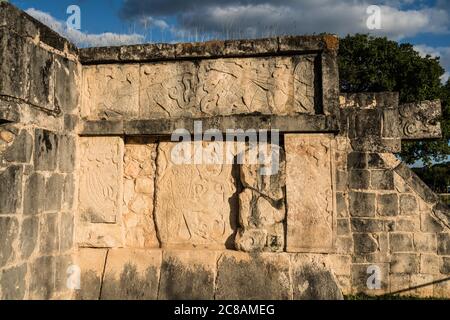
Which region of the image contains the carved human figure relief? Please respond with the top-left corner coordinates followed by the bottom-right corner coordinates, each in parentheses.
top-left (154, 142), bottom-right (236, 248)
top-left (285, 134), bottom-right (336, 252)
top-left (79, 137), bottom-right (123, 223)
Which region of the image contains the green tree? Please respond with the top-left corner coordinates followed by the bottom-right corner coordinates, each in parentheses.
top-left (338, 34), bottom-right (450, 165)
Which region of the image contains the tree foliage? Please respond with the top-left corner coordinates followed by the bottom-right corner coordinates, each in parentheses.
top-left (338, 34), bottom-right (450, 166)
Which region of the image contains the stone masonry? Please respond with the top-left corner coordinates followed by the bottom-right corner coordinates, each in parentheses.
top-left (0, 3), bottom-right (449, 300)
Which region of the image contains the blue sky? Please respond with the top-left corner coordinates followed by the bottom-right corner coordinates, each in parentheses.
top-left (9, 0), bottom-right (450, 82)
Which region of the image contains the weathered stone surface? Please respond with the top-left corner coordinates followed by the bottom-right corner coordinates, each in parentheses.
top-left (0, 263), bottom-right (27, 300)
top-left (353, 233), bottom-right (378, 254)
top-left (400, 194), bottom-right (418, 216)
top-left (45, 174), bottom-right (64, 212)
top-left (0, 165), bottom-right (22, 214)
top-left (285, 134), bottom-right (336, 253)
top-left (55, 56), bottom-right (80, 114)
top-left (75, 249), bottom-right (108, 300)
top-left (420, 254), bottom-right (440, 274)
top-left (140, 56), bottom-right (317, 118)
top-left (82, 65), bottom-right (139, 119)
top-left (216, 251), bottom-right (291, 300)
top-left (159, 250), bottom-right (217, 300)
top-left (351, 263), bottom-right (389, 294)
top-left (19, 216), bottom-right (39, 259)
top-left (101, 249), bottom-right (162, 300)
top-left (349, 169), bottom-right (370, 189)
top-left (79, 137), bottom-right (123, 223)
top-left (440, 257), bottom-right (450, 274)
top-left (414, 233), bottom-right (436, 253)
top-left (154, 142), bottom-right (236, 249)
top-left (291, 254), bottom-right (343, 300)
top-left (29, 45), bottom-right (55, 111)
top-left (122, 139), bottom-right (159, 248)
top-left (2, 129), bottom-right (33, 163)
top-left (235, 188), bottom-right (285, 252)
top-left (58, 135), bottom-right (76, 173)
top-left (399, 100), bottom-right (442, 140)
top-left (77, 223), bottom-right (123, 248)
top-left (23, 172), bottom-right (45, 215)
top-left (349, 192), bottom-right (376, 217)
top-left (370, 170), bottom-right (394, 190)
top-left (63, 174), bottom-right (75, 211)
top-left (39, 213), bottom-right (59, 255)
top-left (0, 29), bottom-right (30, 100)
top-left (437, 233), bottom-right (450, 256)
top-left (377, 193), bottom-right (398, 216)
top-left (0, 217), bottom-right (19, 267)
top-left (390, 253), bottom-right (419, 274)
top-left (350, 218), bottom-right (384, 233)
top-left (389, 233), bottom-right (414, 252)
top-left (60, 212), bottom-right (74, 252)
top-left (34, 129), bottom-right (58, 171)
top-left (29, 255), bottom-right (55, 300)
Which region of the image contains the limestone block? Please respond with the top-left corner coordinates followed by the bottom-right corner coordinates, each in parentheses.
top-left (437, 233), bottom-right (450, 255)
top-left (77, 223), bottom-right (123, 248)
top-left (215, 251), bottom-right (291, 300)
top-left (0, 165), bottom-right (23, 214)
top-left (285, 134), bottom-right (336, 253)
top-left (82, 65), bottom-right (139, 119)
top-left (0, 216), bottom-right (18, 267)
top-left (54, 56), bottom-right (80, 114)
top-left (291, 254), bottom-right (343, 299)
top-left (2, 129), bottom-right (33, 163)
top-left (0, 263), bottom-right (27, 300)
top-left (410, 274), bottom-right (434, 297)
top-left (351, 263), bottom-right (389, 295)
top-left (101, 249), bottom-right (162, 300)
top-left (29, 256), bottom-right (56, 300)
top-left (235, 188), bottom-right (285, 252)
top-left (29, 45), bottom-right (55, 111)
top-left (39, 213), bottom-right (59, 255)
top-left (23, 172), bottom-right (45, 215)
top-left (159, 250), bottom-right (217, 300)
top-left (390, 253), bottom-right (419, 274)
top-left (420, 254), bottom-right (440, 274)
top-left (75, 248), bottom-right (108, 300)
top-left (19, 216), bottom-right (38, 259)
top-left (79, 137), bottom-right (123, 223)
top-left (122, 140), bottom-right (159, 248)
top-left (34, 129), bottom-right (58, 171)
top-left (414, 233), bottom-right (437, 253)
top-left (0, 30), bottom-right (30, 101)
top-left (154, 142), bottom-right (236, 249)
top-left (139, 56), bottom-right (317, 118)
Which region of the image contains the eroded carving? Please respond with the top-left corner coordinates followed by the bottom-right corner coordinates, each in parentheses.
top-left (399, 100), bottom-right (442, 139)
top-left (154, 142), bottom-right (237, 248)
top-left (79, 137), bottom-right (123, 223)
top-left (285, 134), bottom-right (336, 252)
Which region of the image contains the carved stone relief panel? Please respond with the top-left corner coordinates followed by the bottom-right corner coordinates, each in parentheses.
top-left (137, 54), bottom-right (318, 119)
top-left (122, 137), bottom-right (160, 248)
top-left (79, 136), bottom-right (123, 224)
top-left (285, 134), bottom-right (336, 253)
top-left (154, 142), bottom-right (237, 249)
top-left (82, 65), bottom-right (139, 119)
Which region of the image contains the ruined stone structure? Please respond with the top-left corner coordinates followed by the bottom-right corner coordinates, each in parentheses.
top-left (0, 3), bottom-right (449, 300)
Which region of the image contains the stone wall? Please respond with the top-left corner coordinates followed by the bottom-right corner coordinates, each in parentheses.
top-left (0, 3), bottom-right (79, 299)
top-left (1, 3), bottom-right (449, 300)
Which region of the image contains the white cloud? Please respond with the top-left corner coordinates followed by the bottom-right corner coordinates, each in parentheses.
top-left (414, 44), bottom-right (450, 83)
top-left (26, 8), bottom-right (145, 47)
top-left (120, 0), bottom-right (450, 41)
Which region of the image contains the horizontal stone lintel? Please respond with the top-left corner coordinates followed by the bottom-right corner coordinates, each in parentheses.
top-left (79, 35), bottom-right (338, 64)
top-left (80, 114), bottom-right (339, 136)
